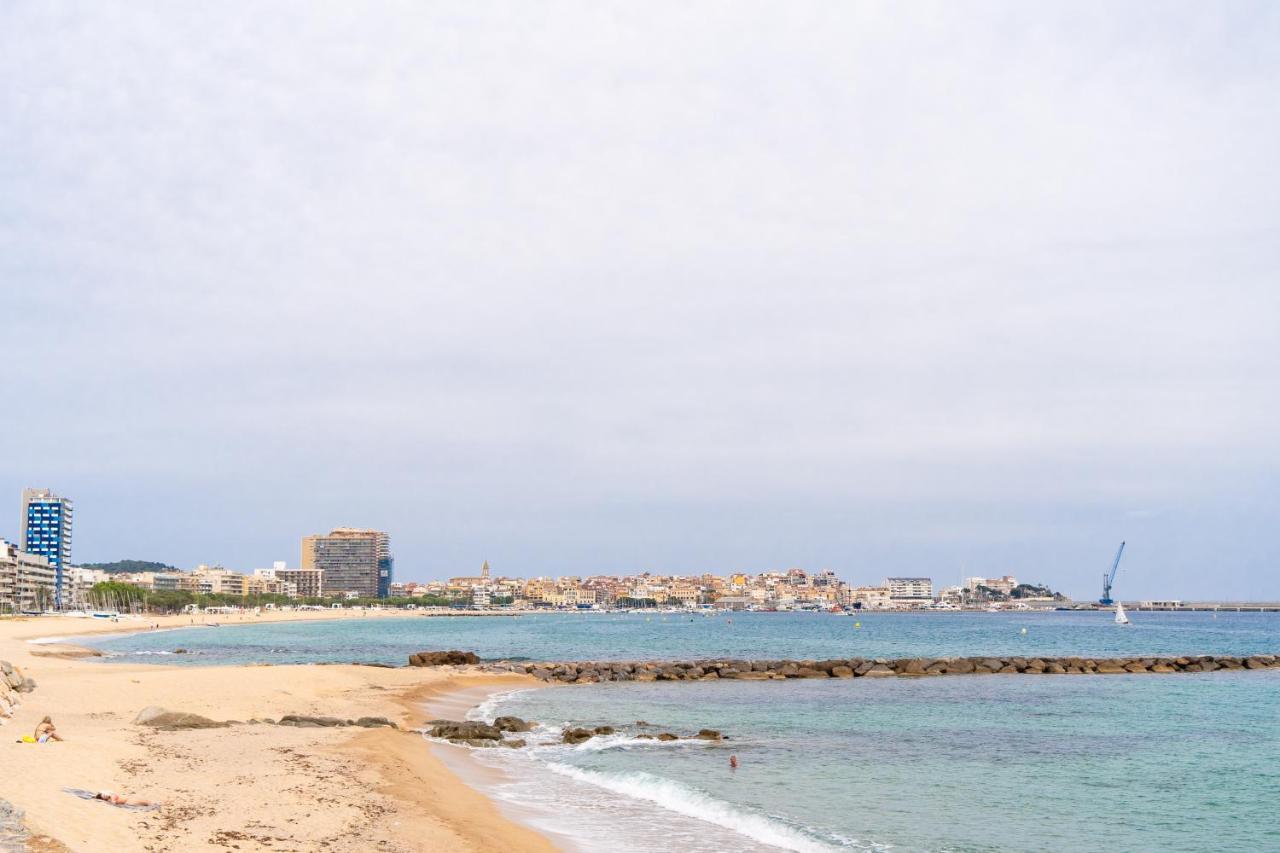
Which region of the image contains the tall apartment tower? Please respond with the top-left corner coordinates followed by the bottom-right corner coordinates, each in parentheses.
top-left (20, 488), bottom-right (73, 608)
top-left (301, 528), bottom-right (393, 599)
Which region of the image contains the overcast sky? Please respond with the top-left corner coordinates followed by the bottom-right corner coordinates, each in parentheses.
top-left (3, 2), bottom-right (1277, 599)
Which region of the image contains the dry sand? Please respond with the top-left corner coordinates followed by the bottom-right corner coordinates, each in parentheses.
top-left (0, 612), bottom-right (558, 852)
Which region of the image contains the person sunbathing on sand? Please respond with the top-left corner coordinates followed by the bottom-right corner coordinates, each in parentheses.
top-left (35, 716), bottom-right (63, 742)
top-left (63, 787), bottom-right (158, 810)
top-left (95, 791), bottom-right (153, 807)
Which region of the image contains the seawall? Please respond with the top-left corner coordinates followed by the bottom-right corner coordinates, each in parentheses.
top-left (455, 653), bottom-right (1280, 682)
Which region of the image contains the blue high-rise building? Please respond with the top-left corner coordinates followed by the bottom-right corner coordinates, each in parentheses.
top-left (20, 488), bottom-right (73, 608)
top-left (378, 553), bottom-right (394, 599)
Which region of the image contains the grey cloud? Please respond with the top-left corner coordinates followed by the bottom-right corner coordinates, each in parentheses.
top-left (2, 2), bottom-right (1278, 599)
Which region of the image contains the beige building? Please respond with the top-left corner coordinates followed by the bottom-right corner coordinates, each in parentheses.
top-left (273, 568), bottom-right (322, 599)
top-left (191, 567), bottom-right (246, 596)
top-left (965, 575), bottom-right (1018, 595)
top-left (0, 539), bottom-right (56, 613)
top-left (850, 586), bottom-right (893, 609)
top-left (302, 528), bottom-right (391, 598)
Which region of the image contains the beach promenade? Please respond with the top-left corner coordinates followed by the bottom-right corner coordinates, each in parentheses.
top-left (0, 612), bottom-right (549, 852)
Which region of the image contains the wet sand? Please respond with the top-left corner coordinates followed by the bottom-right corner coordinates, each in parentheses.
top-left (0, 612), bottom-right (557, 852)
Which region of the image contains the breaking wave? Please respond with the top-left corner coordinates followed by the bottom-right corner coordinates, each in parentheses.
top-left (542, 762), bottom-right (851, 852)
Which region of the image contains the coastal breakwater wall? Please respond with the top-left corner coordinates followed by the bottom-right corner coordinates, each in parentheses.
top-left (428, 653), bottom-right (1280, 683)
top-left (0, 660), bottom-right (35, 721)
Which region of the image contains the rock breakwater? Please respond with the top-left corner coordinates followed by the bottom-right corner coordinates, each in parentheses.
top-left (0, 799), bottom-right (27, 853)
top-left (409, 650), bottom-right (479, 666)
top-left (467, 653), bottom-right (1280, 683)
top-left (0, 660), bottom-right (34, 724)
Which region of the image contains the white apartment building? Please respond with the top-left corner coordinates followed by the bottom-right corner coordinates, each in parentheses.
top-left (885, 577), bottom-right (934, 602)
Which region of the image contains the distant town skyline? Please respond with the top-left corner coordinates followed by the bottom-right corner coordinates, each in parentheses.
top-left (4, 4), bottom-right (1278, 601)
top-left (0, 482), bottom-right (1266, 602)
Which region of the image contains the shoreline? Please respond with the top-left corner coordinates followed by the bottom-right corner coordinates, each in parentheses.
top-left (417, 683), bottom-right (584, 853)
top-left (8, 611), bottom-right (1277, 850)
top-left (0, 612), bottom-right (559, 852)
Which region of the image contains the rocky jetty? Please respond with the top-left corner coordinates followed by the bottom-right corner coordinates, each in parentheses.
top-left (473, 653), bottom-right (1280, 683)
top-left (423, 716), bottom-right (724, 748)
top-left (0, 660), bottom-right (34, 725)
top-left (408, 650), bottom-right (481, 667)
top-left (562, 725), bottom-right (616, 744)
top-left (426, 718), bottom-right (525, 747)
top-left (493, 715), bottom-right (533, 733)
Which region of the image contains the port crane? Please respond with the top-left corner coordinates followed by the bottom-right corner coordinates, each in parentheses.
top-left (1099, 541), bottom-right (1125, 606)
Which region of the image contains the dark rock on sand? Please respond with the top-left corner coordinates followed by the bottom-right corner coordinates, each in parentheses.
top-left (493, 715), bottom-right (532, 733)
top-left (354, 716), bottom-right (398, 729)
top-left (133, 706), bottom-right (230, 730)
top-left (408, 651), bottom-right (480, 667)
top-left (429, 720), bottom-right (503, 740)
top-left (277, 714), bottom-right (350, 728)
top-left (0, 798), bottom-right (29, 852)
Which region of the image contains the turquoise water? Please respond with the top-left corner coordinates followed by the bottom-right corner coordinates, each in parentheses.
top-left (87, 610), bottom-right (1280, 665)
top-left (472, 673), bottom-right (1280, 852)
top-left (83, 612), bottom-right (1280, 851)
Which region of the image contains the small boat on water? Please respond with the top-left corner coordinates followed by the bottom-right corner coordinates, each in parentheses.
top-left (1115, 602), bottom-right (1131, 626)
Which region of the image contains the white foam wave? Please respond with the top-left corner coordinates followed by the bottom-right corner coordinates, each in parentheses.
top-left (543, 763), bottom-right (845, 853)
top-left (27, 625), bottom-right (209, 645)
top-left (564, 733), bottom-right (711, 754)
top-left (466, 688), bottom-right (535, 723)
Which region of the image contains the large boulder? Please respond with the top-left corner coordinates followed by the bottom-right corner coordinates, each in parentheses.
top-left (428, 720), bottom-right (503, 740)
top-left (493, 715), bottom-right (532, 733)
top-left (354, 716), bottom-right (398, 729)
top-left (409, 651), bottom-right (481, 667)
top-left (134, 706), bottom-right (230, 730)
top-left (278, 714), bottom-right (350, 727)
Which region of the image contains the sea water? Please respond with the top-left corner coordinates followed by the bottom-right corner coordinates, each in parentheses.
top-left (84, 612), bottom-right (1280, 850)
top-left (87, 610), bottom-right (1280, 665)
top-left (467, 673), bottom-right (1280, 852)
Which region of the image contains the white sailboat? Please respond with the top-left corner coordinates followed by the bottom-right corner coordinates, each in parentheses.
top-left (1114, 602), bottom-right (1131, 626)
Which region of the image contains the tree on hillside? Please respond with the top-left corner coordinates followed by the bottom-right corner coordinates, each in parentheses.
top-left (80, 559), bottom-right (178, 574)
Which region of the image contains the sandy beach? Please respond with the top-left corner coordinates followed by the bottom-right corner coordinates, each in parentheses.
top-left (0, 611), bottom-right (556, 852)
